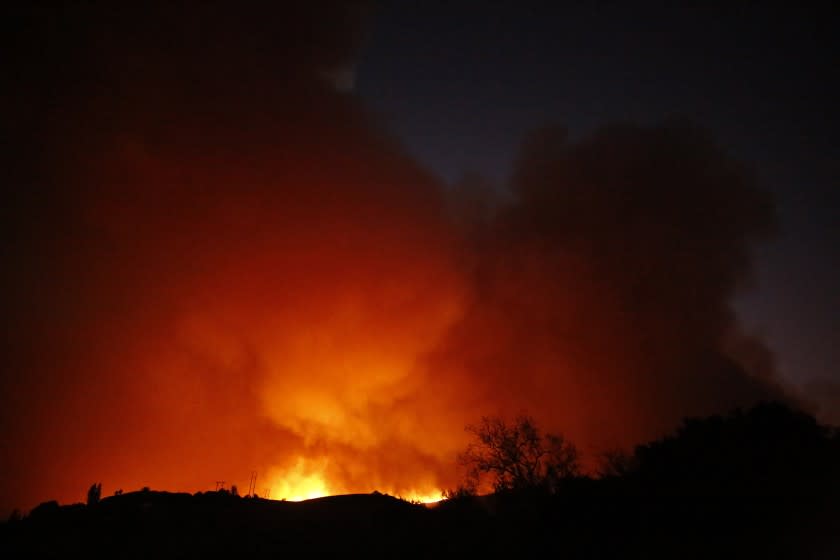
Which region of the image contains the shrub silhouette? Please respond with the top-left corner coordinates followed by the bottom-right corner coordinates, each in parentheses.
top-left (597, 448), bottom-right (637, 478)
top-left (87, 482), bottom-right (102, 506)
top-left (28, 500), bottom-right (59, 520)
top-left (442, 485), bottom-right (477, 500)
top-left (631, 401), bottom-right (840, 495)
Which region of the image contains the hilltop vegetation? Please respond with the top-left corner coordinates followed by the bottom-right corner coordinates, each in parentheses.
top-left (3, 402), bottom-right (839, 559)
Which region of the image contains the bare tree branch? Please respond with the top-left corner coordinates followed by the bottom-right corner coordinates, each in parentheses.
top-left (458, 414), bottom-right (580, 493)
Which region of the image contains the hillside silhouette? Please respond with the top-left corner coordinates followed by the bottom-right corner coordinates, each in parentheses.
top-left (2, 402), bottom-right (839, 559)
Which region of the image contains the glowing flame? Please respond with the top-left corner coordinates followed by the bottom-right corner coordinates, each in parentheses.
top-left (401, 491), bottom-right (444, 504)
top-left (267, 457), bottom-right (330, 501)
top-left (263, 456), bottom-right (443, 504)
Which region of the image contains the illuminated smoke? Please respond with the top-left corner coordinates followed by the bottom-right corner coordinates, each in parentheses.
top-left (1, 3), bottom-right (791, 513)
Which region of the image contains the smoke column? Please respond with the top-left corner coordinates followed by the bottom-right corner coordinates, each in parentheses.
top-left (1, 3), bottom-right (789, 513)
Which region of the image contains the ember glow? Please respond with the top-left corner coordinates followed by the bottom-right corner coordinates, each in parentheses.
top-left (2, 3), bottom-right (793, 515)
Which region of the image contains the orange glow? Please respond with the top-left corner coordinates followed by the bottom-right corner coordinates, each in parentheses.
top-left (267, 458), bottom-right (331, 501)
top-left (402, 492), bottom-right (445, 504)
top-left (264, 458), bottom-right (443, 503)
top-left (2, 4), bottom-right (782, 515)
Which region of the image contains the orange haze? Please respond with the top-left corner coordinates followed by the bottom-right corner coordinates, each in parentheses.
top-left (2, 3), bottom-right (790, 514)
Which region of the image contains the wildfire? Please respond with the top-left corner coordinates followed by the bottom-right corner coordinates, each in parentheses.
top-left (401, 491), bottom-right (444, 504)
top-left (266, 458), bottom-right (331, 501)
top-left (263, 457), bottom-right (444, 503)
top-left (1, 0), bottom-right (782, 517)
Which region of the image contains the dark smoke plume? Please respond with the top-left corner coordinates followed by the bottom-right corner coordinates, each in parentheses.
top-left (429, 123), bottom-right (787, 455)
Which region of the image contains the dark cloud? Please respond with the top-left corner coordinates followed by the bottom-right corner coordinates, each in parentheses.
top-left (428, 121), bottom-right (788, 452)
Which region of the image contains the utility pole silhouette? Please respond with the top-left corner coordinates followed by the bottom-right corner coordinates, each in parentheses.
top-left (248, 471), bottom-right (257, 497)
top-left (264, 488), bottom-right (271, 500)
top-left (215, 481), bottom-right (226, 491)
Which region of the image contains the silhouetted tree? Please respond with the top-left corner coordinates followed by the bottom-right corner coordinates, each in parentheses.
top-left (87, 482), bottom-right (102, 506)
top-left (597, 448), bottom-right (637, 478)
top-left (631, 401), bottom-right (840, 496)
top-left (459, 414), bottom-right (579, 493)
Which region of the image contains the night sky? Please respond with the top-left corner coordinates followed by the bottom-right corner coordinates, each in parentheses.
top-left (356, 2), bottom-right (839, 410)
top-left (2, 1), bottom-right (838, 515)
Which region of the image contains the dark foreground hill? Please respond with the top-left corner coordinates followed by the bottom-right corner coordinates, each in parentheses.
top-left (3, 403), bottom-right (840, 559)
top-left (2, 486), bottom-right (838, 559)
top-left (3, 490), bottom-right (432, 558)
